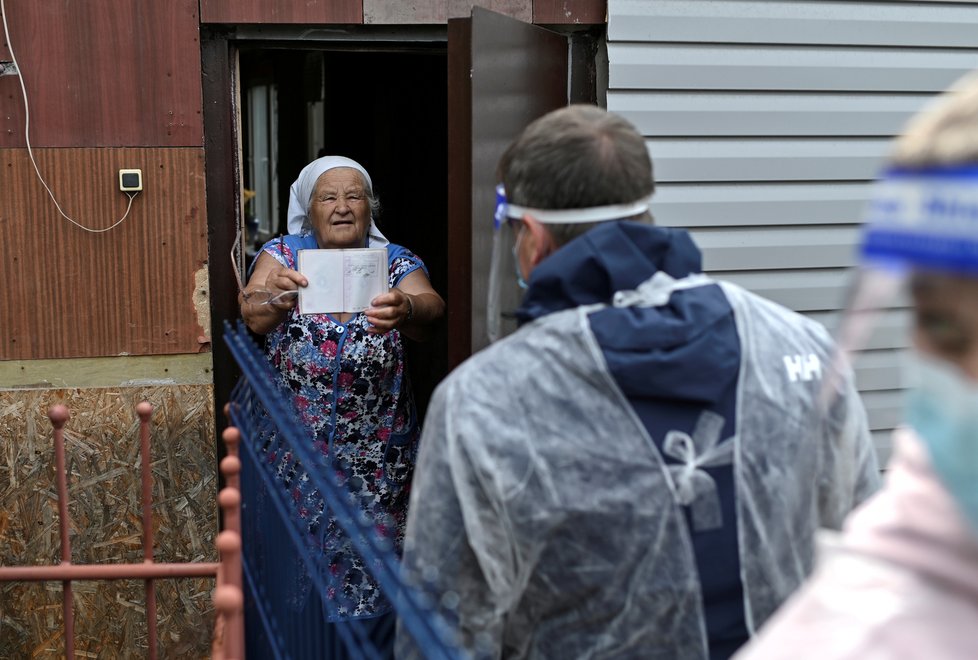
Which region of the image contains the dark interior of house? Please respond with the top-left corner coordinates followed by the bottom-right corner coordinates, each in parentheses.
top-left (239, 46), bottom-right (449, 419)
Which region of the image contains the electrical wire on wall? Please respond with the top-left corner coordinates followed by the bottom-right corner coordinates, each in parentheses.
top-left (1, 0), bottom-right (139, 233)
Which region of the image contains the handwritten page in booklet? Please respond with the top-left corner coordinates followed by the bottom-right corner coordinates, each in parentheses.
top-left (297, 248), bottom-right (388, 315)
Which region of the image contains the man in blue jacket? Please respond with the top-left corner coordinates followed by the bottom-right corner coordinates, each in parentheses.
top-left (399, 105), bottom-right (879, 660)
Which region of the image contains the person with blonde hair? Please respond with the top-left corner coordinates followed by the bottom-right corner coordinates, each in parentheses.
top-left (736, 72), bottom-right (978, 659)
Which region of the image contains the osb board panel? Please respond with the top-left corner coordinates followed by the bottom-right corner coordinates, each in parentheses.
top-left (364, 0), bottom-right (530, 23)
top-left (449, 0), bottom-right (531, 21)
top-left (0, 148), bottom-right (210, 361)
top-left (0, 385), bottom-right (216, 658)
top-left (534, 0), bottom-right (605, 24)
top-left (364, 0), bottom-right (449, 23)
top-left (356, 0), bottom-right (557, 23)
top-left (0, 1), bottom-right (203, 148)
top-left (200, 0), bottom-right (362, 24)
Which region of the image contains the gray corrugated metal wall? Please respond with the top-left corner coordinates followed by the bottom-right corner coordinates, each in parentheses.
top-left (607, 0), bottom-right (978, 462)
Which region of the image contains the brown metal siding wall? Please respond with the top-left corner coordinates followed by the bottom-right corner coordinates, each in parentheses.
top-left (0, 2), bottom-right (203, 148)
top-left (0, 148), bottom-right (208, 360)
top-left (0, 2), bottom-right (207, 361)
top-left (200, 0), bottom-right (362, 24)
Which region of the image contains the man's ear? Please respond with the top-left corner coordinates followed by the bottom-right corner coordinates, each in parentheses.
top-left (523, 215), bottom-right (554, 268)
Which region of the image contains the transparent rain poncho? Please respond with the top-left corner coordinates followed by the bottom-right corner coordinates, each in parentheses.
top-left (398, 274), bottom-right (880, 659)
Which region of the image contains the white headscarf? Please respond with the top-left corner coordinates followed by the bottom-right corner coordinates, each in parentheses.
top-left (286, 156), bottom-right (389, 247)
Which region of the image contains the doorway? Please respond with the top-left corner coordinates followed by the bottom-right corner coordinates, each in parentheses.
top-left (237, 45), bottom-right (449, 419)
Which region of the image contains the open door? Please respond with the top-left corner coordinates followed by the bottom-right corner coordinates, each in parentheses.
top-left (447, 7), bottom-right (569, 367)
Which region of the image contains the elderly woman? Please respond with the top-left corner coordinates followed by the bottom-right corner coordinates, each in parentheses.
top-left (240, 156), bottom-right (444, 647)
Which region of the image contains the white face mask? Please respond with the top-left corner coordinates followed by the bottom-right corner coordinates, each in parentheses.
top-left (906, 353), bottom-right (978, 533)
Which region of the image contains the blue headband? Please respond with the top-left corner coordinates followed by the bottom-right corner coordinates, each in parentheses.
top-left (860, 165), bottom-right (978, 274)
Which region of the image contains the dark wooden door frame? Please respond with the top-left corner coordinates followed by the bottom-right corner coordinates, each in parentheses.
top-left (200, 25), bottom-right (451, 463)
top-left (201, 26), bottom-right (240, 465)
top-left (446, 18), bottom-right (473, 370)
top-left (203, 16), bottom-right (598, 459)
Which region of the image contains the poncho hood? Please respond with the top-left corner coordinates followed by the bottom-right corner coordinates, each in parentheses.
top-left (516, 222), bottom-right (738, 405)
top-left (516, 221), bottom-right (702, 318)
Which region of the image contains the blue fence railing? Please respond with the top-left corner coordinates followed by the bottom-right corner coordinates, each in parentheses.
top-left (224, 321), bottom-right (462, 660)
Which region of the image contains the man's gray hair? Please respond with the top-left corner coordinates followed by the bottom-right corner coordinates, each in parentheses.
top-left (498, 104), bottom-right (655, 247)
top-left (890, 70), bottom-right (978, 168)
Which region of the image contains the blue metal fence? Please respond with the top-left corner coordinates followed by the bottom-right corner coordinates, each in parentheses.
top-left (224, 321), bottom-right (462, 660)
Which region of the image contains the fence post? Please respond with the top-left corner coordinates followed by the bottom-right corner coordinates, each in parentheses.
top-left (136, 402), bottom-right (160, 660)
top-left (214, 422), bottom-right (244, 658)
top-left (48, 404), bottom-right (75, 660)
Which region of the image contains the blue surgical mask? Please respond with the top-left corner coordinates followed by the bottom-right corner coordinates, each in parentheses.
top-left (906, 354), bottom-right (978, 534)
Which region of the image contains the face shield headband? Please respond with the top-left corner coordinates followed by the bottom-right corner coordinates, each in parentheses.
top-left (860, 164), bottom-right (978, 275)
top-left (487, 185), bottom-right (654, 343)
top-left (826, 164), bottom-right (978, 405)
top-left (493, 185), bottom-right (654, 229)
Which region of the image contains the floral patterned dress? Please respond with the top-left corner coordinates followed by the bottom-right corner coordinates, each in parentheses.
top-left (256, 233), bottom-right (424, 619)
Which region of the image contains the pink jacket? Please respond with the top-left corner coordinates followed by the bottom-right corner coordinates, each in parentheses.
top-left (735, 428), bottom-right (978, 659)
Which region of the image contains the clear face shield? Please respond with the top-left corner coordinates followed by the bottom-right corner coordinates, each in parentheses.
top-left (487, 185), bottom-right (654, 343)
top-left (833, 165), bottom-right (978, 367)
top-left (831, 164), bottom-right (978, 527)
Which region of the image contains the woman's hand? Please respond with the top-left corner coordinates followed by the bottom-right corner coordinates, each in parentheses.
top-left (262, 265), bottom-right (307, 312)
top-left (365, 289), bottom-right (412, 334)
top-left (241, 252), bottom-right (307, 335)
top-left (365, 270), bottom-right (446, 341)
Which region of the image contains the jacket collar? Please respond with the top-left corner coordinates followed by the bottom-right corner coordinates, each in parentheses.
top-left (516, 222), bottom-right (703, 324)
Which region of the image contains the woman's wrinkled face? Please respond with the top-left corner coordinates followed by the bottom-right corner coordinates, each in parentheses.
top-left (911, 272), bottom-right (978, 379)
top-left (309, 168), bottom-right (371, 249)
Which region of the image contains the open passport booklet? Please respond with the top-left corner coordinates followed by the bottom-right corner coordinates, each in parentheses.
top-left (296, 248), bottom-right (388, 315)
